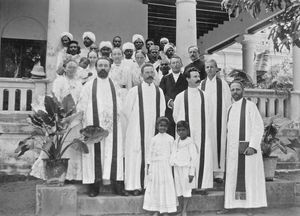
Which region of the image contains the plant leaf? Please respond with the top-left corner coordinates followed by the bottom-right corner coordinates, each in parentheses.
top-left (44, 96), bottom-right (60, 118)
top-left (15, 137), bottom-right (35, 157)
top-left (61, 94), bottom-right (76, 117)
top-left (80, 125), bottom-right (109, 144)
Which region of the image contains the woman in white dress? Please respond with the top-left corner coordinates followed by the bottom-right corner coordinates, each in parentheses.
top-left (30, 59), bottom-right (83, 181)
top-left (86, 50), bottom-right (98, 81)
top-left (143, 117), bottom-right (177, 216)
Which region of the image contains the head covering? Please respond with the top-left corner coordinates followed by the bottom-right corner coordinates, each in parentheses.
top-left (60, 32), bottom-right (73, 40)
top-left (149, 45), bottom-right (159, 51)
top-left (122, 42), bottom-right (135, 52)
top-left (82, 31), bottom-right (96, 43)
top-left (132, 34), bottom-right (145, 43)
top-left (160, 37), bottom-right (169, 43)
top-left (164, 43), bottom-right (175, 53)
top-left (99, 41), bottom-right (113, 50)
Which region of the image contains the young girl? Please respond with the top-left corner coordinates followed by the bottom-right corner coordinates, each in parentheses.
top-left (170, 121), bottom-right (197, 216)
top-left (143, 117), bottom-right (177, 216)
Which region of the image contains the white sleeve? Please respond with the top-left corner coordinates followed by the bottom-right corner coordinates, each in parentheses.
top-left (249, 102), bottom-right (264, 150)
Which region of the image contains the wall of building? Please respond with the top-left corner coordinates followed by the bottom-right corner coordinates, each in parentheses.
top-left (0, 0), bottom-right (148, 52)
top-left (70, 0), bottom-right (148, 46)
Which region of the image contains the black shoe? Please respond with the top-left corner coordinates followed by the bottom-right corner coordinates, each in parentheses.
top-left (121, 190), bottom-right (130, 196)
top-left (88, 190), bottom-right (99, 197)
top-left (132, 189), bottom-right (142, 196)
top-left (214, 178), bottom-right (224, 184)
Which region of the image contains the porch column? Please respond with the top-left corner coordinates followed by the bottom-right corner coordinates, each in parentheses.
top-left (236, 34), bottom-right (257, 83)
top-left (46, 0), bottom-right (70, 82)
top-left (290, 46), bottom-right (300, 120)
top-left (176, 0), bottom-right (197, 66)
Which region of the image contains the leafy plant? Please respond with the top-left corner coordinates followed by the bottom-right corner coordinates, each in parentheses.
top-left (261, 115), bottom-right (297, 157)
top-left (221, 0), bottom-right (300, 52)
top-left (14, 94), bottom-right (109, 160)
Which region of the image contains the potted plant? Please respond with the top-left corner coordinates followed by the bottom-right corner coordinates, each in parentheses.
top-left (14, 94), bottom-right (108, 186)
top-left (261, 115), bottom-right (296, 181)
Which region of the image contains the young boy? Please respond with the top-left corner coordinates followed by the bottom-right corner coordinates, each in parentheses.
top-left (76, 57), bottom-right (92, 84)
top-left (170, 121), bottom-right (197, 216)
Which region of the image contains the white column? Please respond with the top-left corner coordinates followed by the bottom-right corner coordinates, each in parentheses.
top-left (290, 46), bottom-right (300, 120)
top-left (236, 34), bottom-right (257, 83)
top-left (46, 0), bottom-right (70, 82)
top-left (176, 0), bottom-right (197, 66)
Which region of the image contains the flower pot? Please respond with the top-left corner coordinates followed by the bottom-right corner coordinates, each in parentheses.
top-left (43, 158), bottom-right (69, 186)
top-left (263, 156), bottom-right (278, 181)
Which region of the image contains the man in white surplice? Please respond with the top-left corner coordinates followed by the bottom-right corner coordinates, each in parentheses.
top-left (218, 81), bottom-right (267, 214)
top-left (173, 66), bottom-right (213, 194)
top-left (200, 59), bottom-right (231, 183)
top-left (78, 57), bottom-right (124, 197)
top-left (122, 63), bottom-right (165, 195)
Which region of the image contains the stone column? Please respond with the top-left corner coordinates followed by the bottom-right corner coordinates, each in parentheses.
top-left (236, 34), bottom-right (257, 83)
top-left (46, 0), bottom-right (70, 83)
top-left (176, 0), bottom-right (197, 66)
top-left (290, 46), bottom-right (300, 120)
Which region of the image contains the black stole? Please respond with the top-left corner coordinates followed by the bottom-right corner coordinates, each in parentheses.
top-left (91, 78), bottom-right (118, 182)
top-left (201, 77), bottom-right (223, 168)
top-left (184, 88), bottom-right (206, 188)
top-left (235, 98), bottom-right (247, 200)
top-left (138, 84), bottom-right (160, 188)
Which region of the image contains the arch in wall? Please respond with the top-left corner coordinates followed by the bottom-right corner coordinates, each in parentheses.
top-left (1, 16), bottom-right (46, 40)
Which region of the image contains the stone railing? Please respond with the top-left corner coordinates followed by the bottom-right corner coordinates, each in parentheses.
top-left (0, 78), bottom-right (48, 114)
top-left (244, 88), bottom-right (290, 118)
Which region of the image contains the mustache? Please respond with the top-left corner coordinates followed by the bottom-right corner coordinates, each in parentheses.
top-left (196, 80), bottom-right (201, 83)
top-left (146, 76), bottom-right (154, 80)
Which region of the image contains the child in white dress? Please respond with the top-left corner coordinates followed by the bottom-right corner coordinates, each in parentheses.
top-left (143, 117), bottom-right (177, 216)
top-left (170, 121), bottom-right (197, 216)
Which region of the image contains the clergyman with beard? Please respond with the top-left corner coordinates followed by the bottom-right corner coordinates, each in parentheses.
top-left (78, 57), bottom-right (125, 197)
top-left (122, 63), bottom-right (166, 196)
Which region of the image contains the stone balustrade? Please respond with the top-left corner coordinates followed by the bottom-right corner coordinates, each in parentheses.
top-left (0, 78), bottom-right (48, 114)
top-left (244, 88), bottom-right (290, 118)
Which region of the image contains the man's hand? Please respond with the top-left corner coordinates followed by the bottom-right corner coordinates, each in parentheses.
top-left (168, 100), bottom-right (174, 109)
top-left (188, 175), bottom-right (194, 183)
top-left (244, 147), bottom-right (256, 156)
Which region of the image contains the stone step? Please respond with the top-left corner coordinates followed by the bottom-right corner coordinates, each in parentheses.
top-left (77, 179), bottom-right (298, 216)
top-left (277, 162), bottom-right (300, 170)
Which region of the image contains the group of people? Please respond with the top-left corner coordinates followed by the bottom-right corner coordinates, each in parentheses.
top-left (31, 31), bottom-right (267, 216)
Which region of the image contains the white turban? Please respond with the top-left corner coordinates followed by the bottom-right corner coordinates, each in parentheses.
top-left (122, 42), bottom-right (135, 52)
top-left (132, 34), bottom-right (145, 43)
top-left (164, 43), bottom-right (175, 53)
top-left (160, 37), bottom-right (169, 43)
top-left (60, 32), bottom-right (73, 40)
top-left (82, 31), bottom-right (96, 43)
top-left (99, 41), bottom-right (113, 50)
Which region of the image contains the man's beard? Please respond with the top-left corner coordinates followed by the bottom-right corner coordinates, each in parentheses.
top-left (145, 76), bottom-right (154, 82)
top-left (97, 69), bottom-right (109, 79)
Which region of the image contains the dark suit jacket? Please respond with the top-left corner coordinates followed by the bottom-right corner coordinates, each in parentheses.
top-left (184, 58), bottom-right (207, 81)
top-left (159, 72), bottom-right (188, 136)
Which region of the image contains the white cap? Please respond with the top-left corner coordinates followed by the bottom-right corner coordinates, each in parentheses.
top-left (132, 34), bottom-right (145, 43)
top-left (122, 42), bottom-right (135, 52)
top-left (60, 32), bottom-right (73, 40)
top-left (82, 31), bottom-right (96, 43)
top-left (164, 43), bottom-right (175, 53)
top-left (99, 41), bottom-right (113, 50)
top-left (160, 37), bottom-right (169, 43)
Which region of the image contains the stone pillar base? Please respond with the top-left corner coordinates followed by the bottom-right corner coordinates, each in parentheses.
top-left (36, 184), bottom-right (77, 216)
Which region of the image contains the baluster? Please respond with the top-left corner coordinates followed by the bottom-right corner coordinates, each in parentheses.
top-left (0, 88), bottom-right (3, 111)
top-left (259, 98), bottom-right (266, 118)
top-left (268, 98), bottom-right (276, 116)
top-left (20, 89), bottom-right (28, 111)
top-left (277, 98), bottom-right (284, 117)
top-left (8, 88), bottom-right (16, 111)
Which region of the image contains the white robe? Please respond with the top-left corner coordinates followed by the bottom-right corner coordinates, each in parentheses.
top-left (56, 47), bottom-right (67, 70)
top-left (173, 87), bottom-right (213, 189)
top-left (77, 77), bottom-right (124, 184)
top-left (200, 76), bottom-right (231, 176)
top-left (225, 98), bottom-right (267, 209)
top-left (80, 47), bottom-right (90, 59)
top-left (122, 82), bottom-right (166, 190)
